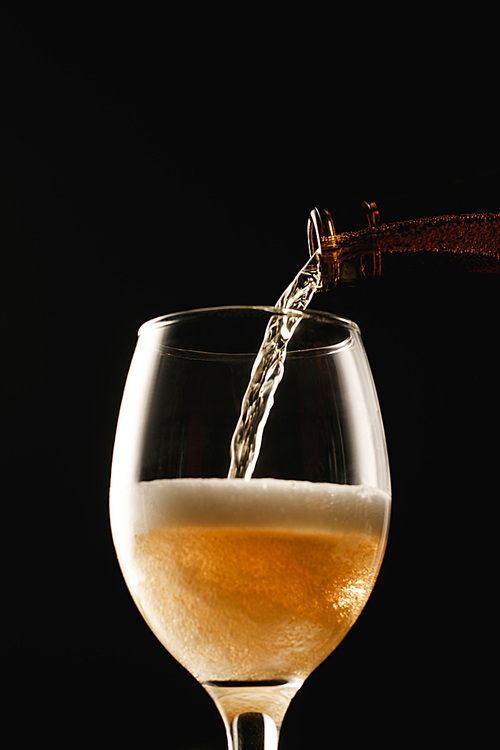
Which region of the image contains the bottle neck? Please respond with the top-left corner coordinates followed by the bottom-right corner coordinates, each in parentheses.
top-left (308, 203), bottom-right (500, 289)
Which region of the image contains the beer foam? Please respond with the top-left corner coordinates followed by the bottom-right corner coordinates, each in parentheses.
top-left (129, 477), bottom-right (390, 536)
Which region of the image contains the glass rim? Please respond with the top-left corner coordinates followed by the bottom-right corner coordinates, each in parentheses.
top-left (138, 305), bottom-right (360, 337)
top-left (136, 306), bottom-right (360, 360)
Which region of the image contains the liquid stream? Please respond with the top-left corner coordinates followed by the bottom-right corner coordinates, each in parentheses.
top-left (227, 250), bottom-right (323, 479)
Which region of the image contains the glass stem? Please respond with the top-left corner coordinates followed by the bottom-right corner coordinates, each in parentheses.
top-left (229, 712), bottom-right (278, 750)
top-left (203, 679), bottom-right (302, 750)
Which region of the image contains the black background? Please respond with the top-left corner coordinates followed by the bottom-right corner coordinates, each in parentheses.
top-left (2, 8), bottom-right (498, 748)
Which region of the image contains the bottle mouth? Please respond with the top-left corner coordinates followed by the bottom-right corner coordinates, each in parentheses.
top-left (307, 204), bottom-right (382, 289)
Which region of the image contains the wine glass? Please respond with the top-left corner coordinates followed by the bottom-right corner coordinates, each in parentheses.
top-left (109, 305), bottom-right (391, 750)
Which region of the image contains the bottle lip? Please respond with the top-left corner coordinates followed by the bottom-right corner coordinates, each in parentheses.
top-left (138, 305), bottom-right (360, 338)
